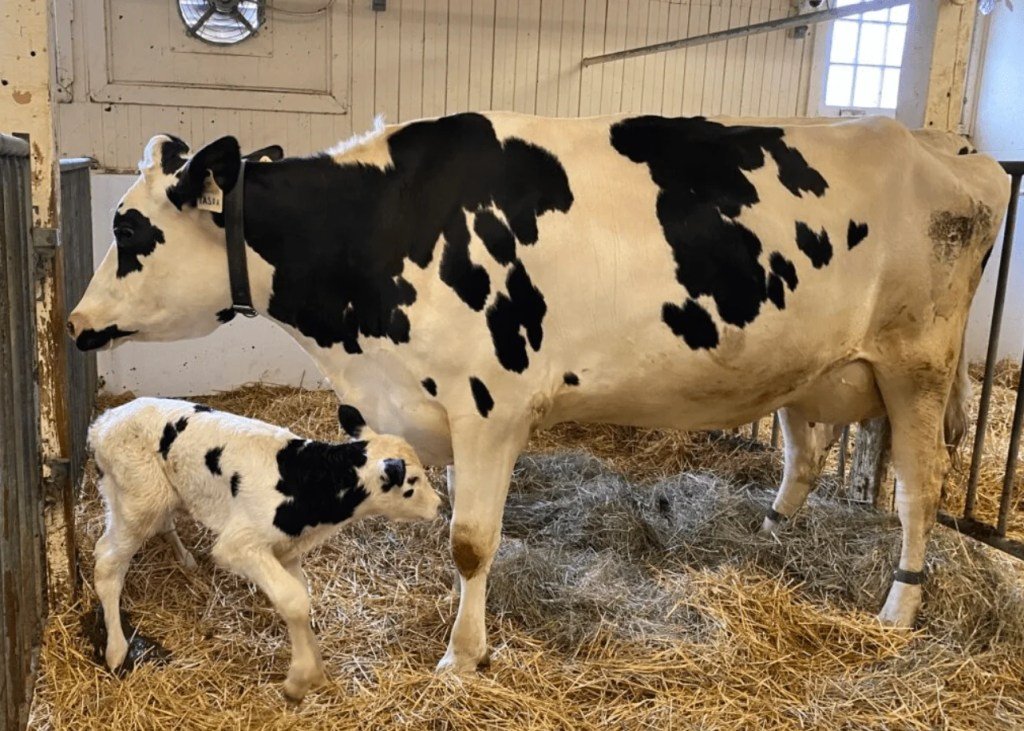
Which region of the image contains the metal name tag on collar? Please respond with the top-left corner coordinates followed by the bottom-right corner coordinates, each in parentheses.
top-left (224, 160), bottom-right (258, 318)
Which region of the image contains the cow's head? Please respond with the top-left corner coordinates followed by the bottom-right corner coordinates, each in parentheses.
top-left (67, 134), bottom-right (283, 351)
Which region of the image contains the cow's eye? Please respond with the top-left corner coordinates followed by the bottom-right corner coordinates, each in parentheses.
top-left (408, 476), bottom-right (419, 485)
top-left (114, 227), bottom-right (133, 243)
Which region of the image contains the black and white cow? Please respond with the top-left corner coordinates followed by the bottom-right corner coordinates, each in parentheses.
top-left (89, 397), bottom-right (440, 700)
top-left (69, 112), bottom-right (1009, 673)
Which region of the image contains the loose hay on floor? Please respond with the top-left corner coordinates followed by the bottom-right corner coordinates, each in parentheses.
top-left (30, 383), bottom-right (1024, 730)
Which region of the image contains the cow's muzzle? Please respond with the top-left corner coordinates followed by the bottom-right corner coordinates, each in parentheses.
top-left (73, 324), bottom-right (137, 351)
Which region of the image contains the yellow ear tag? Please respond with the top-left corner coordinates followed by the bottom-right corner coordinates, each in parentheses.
top-left (197, 170), bottom-right (223, 213)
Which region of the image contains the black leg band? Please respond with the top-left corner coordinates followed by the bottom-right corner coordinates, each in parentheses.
top-left (766, 508), bottom-right (788, 524)
top-left (893, 569), bottom-right (925, 585)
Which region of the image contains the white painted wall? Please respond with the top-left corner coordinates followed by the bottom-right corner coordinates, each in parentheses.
top-left (965, 5), bottom-right (1024, 364)
top-left (90, 175), bottom-right (328, 395)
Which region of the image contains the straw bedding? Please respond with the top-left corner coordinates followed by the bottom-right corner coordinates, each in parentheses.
top-left (29, 371), bottom-right (1024, 730)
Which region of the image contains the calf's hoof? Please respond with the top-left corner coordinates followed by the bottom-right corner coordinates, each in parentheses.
top-left (179, 551), bottom-right (198, 572)
top-left (282, 665), bottom-right (327, 703)
top-left (757, 517), bottom-right (781, 536)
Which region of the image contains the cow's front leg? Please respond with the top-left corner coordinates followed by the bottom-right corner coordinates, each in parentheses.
top-left (437, 419), bottom-right (528, 674)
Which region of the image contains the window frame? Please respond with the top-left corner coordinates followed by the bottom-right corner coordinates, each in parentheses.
top-left (808, 2), bottom-right (910, 119)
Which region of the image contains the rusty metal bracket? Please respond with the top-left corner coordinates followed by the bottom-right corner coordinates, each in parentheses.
top-left (32, 226), bottom-right (60, 283)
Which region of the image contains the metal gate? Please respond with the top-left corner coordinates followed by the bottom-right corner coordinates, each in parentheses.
top-left (0, 135), bottom-right (46, 731)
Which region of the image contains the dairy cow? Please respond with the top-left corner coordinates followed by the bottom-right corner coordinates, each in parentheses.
top-left (69, 112), bottom-right (1009, 672)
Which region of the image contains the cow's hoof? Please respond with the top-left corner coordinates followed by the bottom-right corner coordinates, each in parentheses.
top-left (436, 647), bottom-right (490, 675)
top-left (757, 517), bottom-right (781, 536)
top-left (179, 551), bottom-right (198, 572)
top-left (877, 584), bottom-right (922, 629)
top-left (282, 666), bottom-right (326, 703)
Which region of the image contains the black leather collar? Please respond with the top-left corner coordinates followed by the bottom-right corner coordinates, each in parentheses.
top-left (224, 160), bottom-right (257, 318)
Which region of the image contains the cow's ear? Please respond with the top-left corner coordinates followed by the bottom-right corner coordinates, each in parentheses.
top-left (140, 134), bottom-right (190, 178)
top-left (167, 136), bottom-right (241, 209)
top-left (243, 145), bottom-right (284, 162)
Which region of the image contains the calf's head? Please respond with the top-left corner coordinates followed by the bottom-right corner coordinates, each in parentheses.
top-left (67, 135), bottom-right (282, 350)
top-left (340, 405), bottom-right (442, 523)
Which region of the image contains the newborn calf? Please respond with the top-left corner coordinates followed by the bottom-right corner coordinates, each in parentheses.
top-left (89, 397), bottom-right (440, 701)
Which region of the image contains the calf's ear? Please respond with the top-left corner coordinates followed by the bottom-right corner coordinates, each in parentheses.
top-left (338, 404), bottom-right (371, 440)
top-left (243, 145), bottom-right (284, 162)
top-left (140, 134), bottom-right (190, 177)
top-left (167, 136), bottom-right (241, 209)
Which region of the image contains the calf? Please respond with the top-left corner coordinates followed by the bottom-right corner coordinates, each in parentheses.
top-left (88, 398), bottom-right (440, 701)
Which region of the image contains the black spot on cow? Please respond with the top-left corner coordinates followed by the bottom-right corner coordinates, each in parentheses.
top-left (769, 252), bottom-right (798, 291)
top-left (337, 404), bottom-right (365, 439)
top-left (469, 377), bottom-right (494, 418)
top-left (230, 472), bottom-right (241, 497)
top-left (228, 113), bottom-right (571, 363)
top-left (216, 308), bottom-right (236, 324)
top-left (563, 372), bottom-right (579, 386)
top-left (205, 446), bottom-right (223, 476)
top-left (271, 439), bottom-right (370, 537)
top-left (382, 458), bottom-right (405, 491)
top-left (421, 377), bottom-right (437, 396)
top-left (847, 220), bottom-right (869, 250)
top-left (485, 260), bottom-right (547, 373)
top-left (610, 116), bottom-right (827, 348)
top-left (767, 275), bottom-right (786, 309)
top-left (662, 300), bottom-right (719, 350)
top-left (440, 214), bottom-right (490, 311)
top-left (474, 208), bottom-right (516, 265)
top-left (158, 135), bottom-right (189, 175)
top-left (795, 222), bottom-right (832, 268)
top-left (193, 404), bottom-right (213, 413)
top-left (957, 146), bottom-right (975, 156)
top-left (158, 417), bottom-right (188, 459)
top-left (75, 325), bottom-right (136, 352)
top-left (113, 209), bottom-right (166, 278)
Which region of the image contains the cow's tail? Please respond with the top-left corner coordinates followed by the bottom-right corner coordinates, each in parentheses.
top-left (943, 336), bottom-right (971, 470)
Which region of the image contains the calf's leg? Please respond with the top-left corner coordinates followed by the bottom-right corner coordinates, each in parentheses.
top-left (760, 409), bottom-right (841, 534)
top-left (437, 420), bottom-right (528, 674)
top-left (213, 539), bottom-right (325, 701)
top-left (159, 516), bottom-right (197, 570)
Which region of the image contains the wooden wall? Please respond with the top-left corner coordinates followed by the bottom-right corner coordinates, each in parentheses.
top-left (57, 0), bottom-right (818, 171)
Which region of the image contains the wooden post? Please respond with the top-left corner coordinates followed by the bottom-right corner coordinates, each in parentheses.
top-left (0, 0), bottom-right (76, 599)
top-left (848, 0), bottom-right (978, 506)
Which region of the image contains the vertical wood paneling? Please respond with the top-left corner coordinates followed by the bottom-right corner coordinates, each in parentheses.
top-left (58, 0), bottom-right (822, 169)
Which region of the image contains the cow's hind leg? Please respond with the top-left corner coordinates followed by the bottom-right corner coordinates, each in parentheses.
top-left (159, 515), bottom-right (197, 571)
top-left (760, 409), bottom-right (841, 534)
top-left (874, 365), bottom-right (949, 628)
top-left (437, 420), bottom-right (528, 674)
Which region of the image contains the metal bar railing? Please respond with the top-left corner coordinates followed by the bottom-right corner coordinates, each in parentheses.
top-left (963, 166), bottom-right (1022, 518)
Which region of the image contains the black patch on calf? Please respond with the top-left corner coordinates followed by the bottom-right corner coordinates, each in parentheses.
top-left (75, 325), bottom-right (136, 352)
top-left (113, 209), bottom-right (166, 278)
top-left (847, 220), bottom-right (869, 250)
top-left (159, 135), bottom-right (189, 175)
top-left (158, 418), bottom-right (188, 459)
top-left (766, 275), bottom-right (786, 309)
top-left (662, 300), bottom-right (719, 350)
top-left (563, 372), bottom-right (579, 386)
top-left (216, 308), bottom-right (236, 324)
top-left (382, 458), bottom-right (405, 491)
top-left (230, 472), bottom-right (241, 497)
top-left (610, 116), bottom-right (828, 348)
top-left (485, 260), bottom-right (547, 372)
top-left (205, 446), bottom-right (223, 476)
top-left (193, 404), bottom-right (213, 413)
top-left (271, 439), bottom-right (370, 537)
top-left (240, 113), bottom-right (572, 365)
top-left (469, 377), bottom-right (494, 418)
top-left (337, 404), bottom-right (366, 439)
top-left (795, 222), bottom-right (832, 268)
top-left (421, 378), bottom-right (437, 396)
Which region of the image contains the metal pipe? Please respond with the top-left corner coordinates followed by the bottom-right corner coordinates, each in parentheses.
top-left (997, 336), bottom-right (1024, 536)
top-left (582, 0), bottom-right (911, 68)
top-left (965, 170), bottom-right (1022, 518)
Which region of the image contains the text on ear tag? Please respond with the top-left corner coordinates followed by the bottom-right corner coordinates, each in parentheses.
top-left (197, 171), bottom-right (223, 213)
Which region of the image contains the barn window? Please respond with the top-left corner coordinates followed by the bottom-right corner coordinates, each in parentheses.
top-left (821, 0), bottom-right (909, 113)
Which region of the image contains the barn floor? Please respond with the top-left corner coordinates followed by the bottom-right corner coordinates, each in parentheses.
top-left (29, 375), bottom-right (1024, 730)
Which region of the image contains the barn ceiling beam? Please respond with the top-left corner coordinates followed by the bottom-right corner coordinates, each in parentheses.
top-left (582, 0), bottom-right (913, 68)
